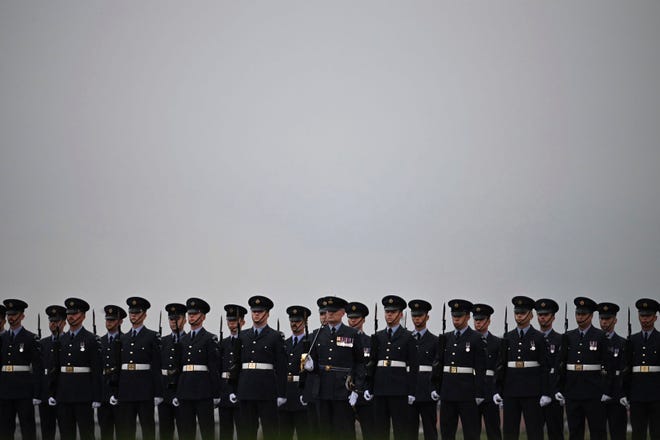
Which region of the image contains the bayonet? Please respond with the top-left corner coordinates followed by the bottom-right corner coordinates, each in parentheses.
top-left (504, 306), bottom-right (508, 336)
top-left (374, 302), bottom-right (379, 334)
top-left (159, 310), bottom-right (163, 337)
top-left (220, 315), bottom-right (224, 341)
top-left (442, 303), bottom-right (446, 333)
top-left (38, 313), bottom-right (42, 339)
top-left (627, 307), bottom-right (631, 339)
top-left (564, 302), bottom-right (568, 333)
top-left (92, 309), bottom-right (97, 336)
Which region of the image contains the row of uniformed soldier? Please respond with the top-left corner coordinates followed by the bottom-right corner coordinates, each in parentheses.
top-left (1, 295), bottom-right (658, 439)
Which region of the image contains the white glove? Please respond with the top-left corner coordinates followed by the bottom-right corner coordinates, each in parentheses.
top-left (277, 397), bottom-right (287, 407)
top-left (172, 397), bottom-right (180, 407)
top-left (213, 398), bottom-right (221, 407)
top-left (154, 397), bottom-right (164, 406)
top-left (554, 392), bottom-right (565, 406)
top-left (363, 390), bottom-right (374, 401)
top-left (408, 395), bottom-right (416, 405)
top-left (431, 390), bottom-right (440, 401)
top-left (32, 399), bottom-right (42, 405)
top-left (109, 395), bottom-right (118, 406)
top-left (493, 393), bottom-right (503, 406)
top-left (48, 397), bottom-right (57, 406)
top-left (348, 391), bottom-right (358, 406)
top-left (299, 395), bottom-right (308, 406)
top-left (601, 394), bottom-right (612, 402)
top-left (540, 395), bottom-right (552, 407)
top-left (92, 402), bottom-right (101, 409)
top-left (229, 393), bottom-right (238, 404)
top-left (619, 397), bottom-right (630, 409)
top-left (304, 357), bottom-right (314, 371)
top-left (476, 397), bottom-right (484, 406)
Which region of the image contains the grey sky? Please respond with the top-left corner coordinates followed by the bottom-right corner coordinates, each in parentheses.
top-left (1, 2), bottom-right (659, 335)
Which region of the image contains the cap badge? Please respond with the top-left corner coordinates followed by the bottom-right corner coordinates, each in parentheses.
top-left (476, 307), bottom-right (481, 312)
top-left (323, 301), bottom-right (328, 306)
top-left (328, 299), bottom-right (334, 304)
top-left (132, 299), bottom-right (137, 306)
top-left (51, 308), bottom-right (56, 314)
top-left (191, 301), bottom-right (196, 306)
top-left (8, 302), bottom-right (13, 308)
top-left (517, 299), bottom-right (523, 305)
top-left (69, 301), bottom-right (74, 307)
top-left (414, 303), bottom-right (419, 308)
top-left (643, 302), bottom-right (648, 307)
top-left (229, 307), bottom-right (234, 313)
top-left (579, 300), bottom-right (585, 306)
top-left (108, 308), bottom-right (113, 313)
top-left (293, 309), bottom-right (298, 314)
top-left (454, 303), bottom-right (459, 308)
top-left (603, 305), bottom-right (609, 311)
top-left (352, 305), bottom-right (357, 311)
top-left (541, 302), bottom-right (546, 307)
top-left (388, 298), bottom-right (394, 304)
top-left (255, 299), bottom-right (261, 304)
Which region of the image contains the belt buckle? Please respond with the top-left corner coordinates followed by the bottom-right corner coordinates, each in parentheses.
top-left (641, 365), bottom-right (649, 373)
top-left (383, 360), bottom-right (391, 367)
top-left (575, 364), bottom-right (583, 371)
top-left (5, 366), bottom-right (13, 372)
top-left (324, 365), bottom-right (332, 372)
top-left (183, 365), bottom-right (191, 372)
top-left (65, 366), bottom-right (74, 373)
top-left (515, 361), bottom-right (524, 368)
top-left (248, 362), bottom-right (257, 369)
top-left (287, 374), bottom-right (294, 382)
top-left (128, 364), bottom-right (136, 371)
top-left (450, 366), bottom-right (457, 373)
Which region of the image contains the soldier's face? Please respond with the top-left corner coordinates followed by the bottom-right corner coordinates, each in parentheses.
top-left (129, 311), bottom-right (146, 327)
top-left (384, 310), bottom-right (402, 326)
top-left (251, 310), bottom-right (268, 326)
top-left (105, 317), bottom-right (121, 332)
top-left (514, 311), bottom-right (533, 327)
top-left (536, 312), bottom-right (555, 329)
top-left (227, 318), bottom-right (244, 333)
top-left (639, 313), bottom-right (657, 331)
top-left (187, 311), bottom-right (205, 328)
top-left (452, 314), bottom-right (469, 329)
top-left (66, 311), bottom-right (85, 328)
top-left (169, 315), bottom-right (186, 332)
top-left (575, 311), bottom-right (592, 328)
top-left (326, 309), bottom-right (344, 326)
top-left (599, 316), bottom-right (616, 333)
top-left (473, 317), bottom-right (490, 333)
top-left (49, 319), bottom-right (64, 334)
top-left (411, 314), bottom-right (429, 330)
top-left (347, 316), bottom-right (364, 330)
top-left (289, 319), bottom-right (305, 333)
top-left (6, 312), bottom-right (24, 328)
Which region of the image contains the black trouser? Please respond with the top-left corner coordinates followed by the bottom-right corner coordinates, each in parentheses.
top-left (158, 401), bottom-right (179, 440)
top-left (178, 399), bottom-right (215, 440)
top-left (279, 409), bottom-right (310, 440)
top-left (412, 400), bottom-right (438, 440)
top-left (0, 399), bottom-right (36, 440)
top-left (57, 402), bottom-right (95, 440)
top-left (118, 400), bottom-right (155, 440)
top-left (97, 402), bottom-right (119, 440)
top-left (218, 405), bottom-right (240, 440)
top-left (440, 400), bottom-right (480, 440)
top-left (541, 400), bottom-right (565, 440)
top-left (306, 401), bottom-right (320, 435)
top-left (565, 398), bottom-right (606, 440)
top-left (238, 399), bottom-right (278, 440)
top-left (631, 400), bottom-right (660, 440)
top-left (605, 399), bottom-right (628, 440)
top-left (374, 395), bottom-right (416, 440)
top-left (479, 400), bottom-right (502, 440)
top-left (39, 402), bottom-right (58, 440)
top-left (317, 399), bottom-right (355, 440)
top-left (355, 403), bottom-right (376, 440)
top-left (503, 396), bottom-right (543, 440)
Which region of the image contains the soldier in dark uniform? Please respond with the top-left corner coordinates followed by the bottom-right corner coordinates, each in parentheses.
top-left (299, 300), bottom-right (327, 437)
top-left (534, 298), bottom-right (565, 440)
top-left (0, 299), bottom-right (41, 440)
top-left (407, 299), bottom-right (439, 440)
top-left (364, 295), bottom-right (418, 440)
top-left (279, 305), bottom-right (311, 440)
top-left (39, 305), bottom-right (67, 440)
top-left (556, 297), bottom-right (612, 440)
top-left (218, 304), bottom-right (246, 440)
top-left (597, 302), bottom-right (627, 440)
top-left (114, 296), bottom-right (162, 440)
top-left (621, 298), bottom-right (660, 440)
top-left (97, 305), bottom-right (126, 440)
top-left (233, 295), bottom-right (287, 440)
top-left (159, 303), bottom-right (187, 440)
top-left (433, 299), bottom-right (486, 440)
top-left (472, 303), bottom-right (502, 440)
top-left (52, 297), bottom-right (102, 440)
top-left (303, 296), bottom-right (364, 440)
top-left (345, 301), bottom-right (375, 440)
top-left (172, 298), bottom-right (220, 440)
top-left (494, 296), bottom-right (549, 440)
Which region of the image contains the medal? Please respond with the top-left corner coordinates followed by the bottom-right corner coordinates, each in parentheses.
top-left (465, 342), bottom-right (470, 352)
top-left (80, 341), bottom-right (86, 352)
top-left (19, 343), bottom-right (24, 353)
top-left (530, 341), bottom-right (536, 351)
top-left (550, 344), bottom-right (555, 354)
top-left (589, 340), bottom-right (597, 351)
top-left (614, 348), bottom-right (619, 357)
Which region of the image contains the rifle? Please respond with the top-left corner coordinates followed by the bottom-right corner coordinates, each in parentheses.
top-left (442, 303), bottom-right (446, 334)
top-left (564, 302), bottom-right (568, 333)
top-left (159, 311), bottom-right (163, 337)
top-left (220, 315), bottom-right (224, 341)
top-left (38, 313), bottom-right (42, 339)
top-left (92, 309), bottom-right (97, 335)
top-left (167, 316), bottom-right (182, 390)
top-left (228, 307), bottom-right (243, 382)
top-left (374, 302), bottom-right (379, 334)
top-left (504, 306), bottom-right (508, 336)
top-left (432, 303), bottom-right (447, 387)
top-left (627, 307), bottom-right (631, 339)
top-left (366, 303), bottom-right (379, 382)
top-left (49, 327), bottom-right (61, 398)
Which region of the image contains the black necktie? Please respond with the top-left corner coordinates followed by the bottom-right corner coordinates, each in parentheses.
top-left (69, 331), bottom-right (74, 340)
top-left (414, 332), bottom-right (420, 340)
top-left (387, 328), bottom-right (393, 341)
top-left (254, 329), bottom-right (258, 338)
top-left (109, 335), bottom-right (113, 344)
top-left (191, 331), bottom-right (196, 340)
top-left (9, 331), bottom-right (14, 342)
top-left (455, 330), bottom-right (460, 339)
top-left (132, 330), bottom-right (137, 338)
top-left (643, 332), bottom-right (648, 342)
top-left (579, 331), bottom-right (584, 340)
top-left (292, 337), bottom-right (298, 347)
top-left (519, 329), bottom-right (524, 339)
top-left (331, 327), bottom-right (336, 337)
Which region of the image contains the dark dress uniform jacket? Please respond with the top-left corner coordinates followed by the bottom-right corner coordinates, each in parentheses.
top-left (281, 335), bottom-right (306, 411)
top-left (301, 328), bottom-right (320, 403)
top-left (624, 329), bottom-right (660, 402)
top-left (606, 333), bottom-right (627, 400)
top-left (39, 335), bottom-right (58, 401)
top-left (559, 326), bottom-right (612, 400)
top-left (236, 325), bottom-right (287, 400)
top-left (355, 331), bottom-right (372, 403)
top-left (482, 332), bottom-right (501, 400)
top-left (100, 332), bottom-right (121, 402)
top-left (218, 335), bottom-right (239, 408)
top-left (176, 328), bottom-right (220, 400)
top-left (496, 327), bottom-right (550, 397)
top-left (0, 328), bottom-right (41, 399)
top-left (543, 329), bottom-right (562, 395)
top-left (160, 333), bottom-right (183, 402)
top-left (56, 327), bottom-right (102, 403)
top-left (371, 326), bottom-right (418, 396)
top-left (117, 327), bottom-right (162, 401)
top-left (438, 327), bottom-right (486, 401)
top-left (413, 330), bottom-right (438, 402)
top-left (311, 324), bottom-right (365, 400)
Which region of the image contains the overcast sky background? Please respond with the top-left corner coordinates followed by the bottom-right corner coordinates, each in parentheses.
top-left (1, 2), bottom-right (659, 336)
